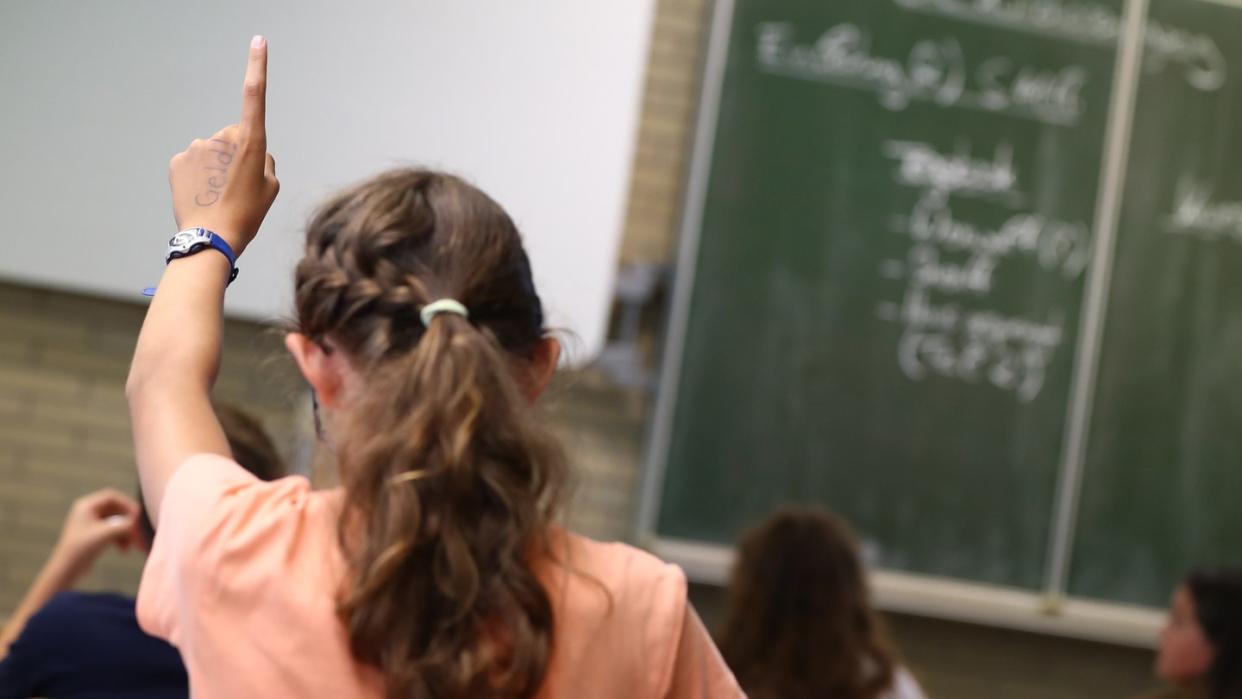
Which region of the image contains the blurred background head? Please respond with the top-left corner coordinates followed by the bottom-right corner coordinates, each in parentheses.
top-left (136, 403), bottom-right (287, 547)
top-left (718, 506), bottom-right (897, 699)
top-left (1157, 568), bottom-right (1242, 698)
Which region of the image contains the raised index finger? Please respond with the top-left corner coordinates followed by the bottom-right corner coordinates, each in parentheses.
top-left (240, 35), bottom-right (267, 141)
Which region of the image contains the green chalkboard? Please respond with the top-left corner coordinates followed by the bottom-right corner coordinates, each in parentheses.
top-left (646, 0), bottom-right (1242, 606)
top-left (1070, 0), bottom-right (1242, 607)
top-left (654, 0), bottom-right (1121, 591)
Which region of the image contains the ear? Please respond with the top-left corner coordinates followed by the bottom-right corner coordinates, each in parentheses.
top-left (285, 333), bottom-right (346, 408)
top-left (524, 336), bottom-right (561, 403)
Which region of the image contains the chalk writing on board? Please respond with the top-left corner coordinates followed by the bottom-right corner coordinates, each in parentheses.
top-left (901, 189), bottom-right (1092, 277)
top-left (756, 22), bottom-right (1089, 126)
top-left (874, 139), bottom-right (1085, 401)
top-left (895, 289), bottom-right (1064, 402)
top-left (893, 0), bottom-right (1226, 91)
top-left (883, 139), bottom-right (1021, 201)
top-left (1145, 22), bottom-right (1227, 92)
top-left (904, 244), bottom-right (998, 295)
top-left (1165, 175), bottom-right (1242, 241)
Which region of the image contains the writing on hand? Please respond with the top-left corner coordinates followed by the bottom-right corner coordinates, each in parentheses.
top-left (194, 139), bottom-right (239, 206)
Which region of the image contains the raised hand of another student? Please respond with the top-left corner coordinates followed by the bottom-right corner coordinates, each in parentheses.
top-left (51, 488), bottom-right (145, 584)
top-left (167, 35), bottom-right (279, 256)
top-left (0, 488), bottom-right (144, 657)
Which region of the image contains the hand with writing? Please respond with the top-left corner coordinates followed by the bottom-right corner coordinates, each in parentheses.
top-left (168, 36), bottom-right (279, 256)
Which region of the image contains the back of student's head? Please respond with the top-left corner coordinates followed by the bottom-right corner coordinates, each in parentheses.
top-left (1186, 568), bottom-right (1242, 698)
top-left (719, 506), bottom-right (896, 699)
top-left (215, 402), bottom-right (286, 482)
top-left (292, 168), bottom-right (566, 698)
top-left (138, 403), bottom-right (287, 544)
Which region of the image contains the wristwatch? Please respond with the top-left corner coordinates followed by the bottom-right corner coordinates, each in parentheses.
top-left (165, 227), bottom-right (240, 283)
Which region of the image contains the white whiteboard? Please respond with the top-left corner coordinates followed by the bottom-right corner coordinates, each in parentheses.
top-left (0, 0), bottom-right (655, 362)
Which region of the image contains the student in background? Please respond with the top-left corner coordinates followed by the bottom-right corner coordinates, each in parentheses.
top-left (124, 38), bottom-right (740, 698)
top-left (1137, 568), bottom-right (1242, 699)
top-left (718, 506), bottom-right (926, 699)
top-left (0, 404), bottom-right (285, 699)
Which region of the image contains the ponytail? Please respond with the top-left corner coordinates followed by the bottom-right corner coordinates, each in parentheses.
top-left (294, 169), bottom-right (566, 698)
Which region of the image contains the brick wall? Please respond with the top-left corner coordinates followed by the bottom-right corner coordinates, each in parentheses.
top-left (619, 0), bottom-right (710, 267)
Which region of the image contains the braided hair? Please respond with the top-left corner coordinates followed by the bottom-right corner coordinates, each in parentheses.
top-left (294, 169), bottom-right (566, 698)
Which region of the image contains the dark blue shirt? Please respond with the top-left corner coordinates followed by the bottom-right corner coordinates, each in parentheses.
top-left (0, 591), bottom-right (187, 699)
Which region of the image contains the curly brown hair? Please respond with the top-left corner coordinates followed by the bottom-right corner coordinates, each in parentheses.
top-left (719, 506), bottom-right (899, 699)
top-left (293, 169), bottom-right (567, 698)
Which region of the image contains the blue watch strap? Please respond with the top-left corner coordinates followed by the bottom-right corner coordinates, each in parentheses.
top-left (206, 232), bottom-right (239, 276)
top-left (142, 228), bottom-right (240, 297)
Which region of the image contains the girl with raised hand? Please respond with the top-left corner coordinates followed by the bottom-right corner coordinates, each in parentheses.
top-left (126, 37), bottom-right (741, 699)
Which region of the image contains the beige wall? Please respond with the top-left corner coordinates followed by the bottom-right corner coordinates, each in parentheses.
top-left (0, 0), bottom-right (1167, 697)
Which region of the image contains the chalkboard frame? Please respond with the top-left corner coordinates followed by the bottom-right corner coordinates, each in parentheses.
top-left (636, 0), bottom-right (1167, 645)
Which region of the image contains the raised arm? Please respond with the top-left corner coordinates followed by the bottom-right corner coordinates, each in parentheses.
top-left (126, 36), bottom-right (279, 522)
top-left (0, 490), bottom-right (142, 659)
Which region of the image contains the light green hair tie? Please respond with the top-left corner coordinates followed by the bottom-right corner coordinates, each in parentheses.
top-left (420, 298), bottom-right (469, 327)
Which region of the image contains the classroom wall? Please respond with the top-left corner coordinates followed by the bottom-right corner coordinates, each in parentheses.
top-left (0, 0), bottom-right (1166, 697)
top-left (0, 0), bottom-right (655, 362)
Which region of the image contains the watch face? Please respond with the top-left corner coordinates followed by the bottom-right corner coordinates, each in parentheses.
top-left (169, 229), bottom-right (210, 249)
